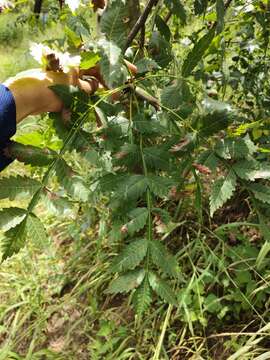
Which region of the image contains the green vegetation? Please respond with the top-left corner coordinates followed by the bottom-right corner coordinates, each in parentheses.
top-left (1, 1), bottom-right (270, 359)
top-left (0, 14), bottom-right (34, 81)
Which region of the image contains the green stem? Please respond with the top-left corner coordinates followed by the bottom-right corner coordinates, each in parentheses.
top-left (26, 84), bottom-right (129, 215)
top-left (140, 133), bottom-right (152, 273)
top-left (152, 304), bottom-right (172, 360)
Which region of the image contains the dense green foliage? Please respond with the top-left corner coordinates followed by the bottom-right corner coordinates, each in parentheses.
top-left (1, 0), bottom-right (270, 358)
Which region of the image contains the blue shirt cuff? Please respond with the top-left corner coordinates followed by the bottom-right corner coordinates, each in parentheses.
top-left (0, 84), bottom-right (16, 171)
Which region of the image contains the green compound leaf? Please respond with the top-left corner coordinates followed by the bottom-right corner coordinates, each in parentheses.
top-left (194, 0), bottom-right (208, 15)
top-left (210, 170), bottom-right (237, 217)
top-left (55, 160), bottom-right (89, 202)
top-left (147, 175), bottom-right (175, 198)
top-left (149, 32), bottom-right (173, 68)
top-left (106, 269), bottom-right (145, 294)
top-left (100, 1), bottom-right (129, 48)
top-left (0, 208), bottom-right (27, 232)
top-left (110, 238), bottom-right (148, 273)
top-left (135, 58), bottom-right (160, 74)
top-left (0, 176), bottom-right (42, 201)
top-left (2, 213), bottom-right (49, 260)
top-left (204, 293), bottom-right (222, 313)
top-left (248, 183), bottom-right (270, 205)
top-left (149, 240), bottom-right (179, 279)
top-left (9, 142), bottom-right (57, 167)
top-left (232, 159), bottom-right (260, 181)
top-left (133, 112), bottom-right (168, 135)
top-left (199, 111), bottom-right (231, 137)
top-left (115, 144), bottom-right (172, 170)
top-left (216, 0), bottom-right (225, 34)
top-left (124, 208), bottom-right (148, 236)
top-left (27, 214), bottom-right (49, 248)
top-left (80, 51), bottom-right (100, 70)
top-left (98, 173), bottom-right (129, 193)
top-left (133, 277), bottom-right (152, 315)
top-left (144, 146), bottom-right (172, 171)
top-left (148, 272), bottom-right (177, 305)
top-left (116, 175), bottom-right (148, 201)
top-left (164, 0), bottom-right (187, 24)
top-left (215, 137), bottom-right (257, 160)
top-left (111, 173), bottom-right (175, 203)
top-left (114, 144), bottom-right (140, 167)
top-left (98, 39), bottom-right (128, 88)
top-left (198, 150), bottom-right (219, 172)
top-left (182, 28), bottom-right (215, 77)
top-left (161, 81), bottom-right (195, 120)
top-left (2, 219), bottom-right (28, 261)
top-left (155, 15), bottom-right (171, 42)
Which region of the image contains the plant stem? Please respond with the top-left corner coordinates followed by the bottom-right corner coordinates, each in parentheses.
top-left (152, 304), bottom-right (173, 360)
top-left (140, 134), bottom-right (152, 273)
top-left (34, 0), bottom-right (43, 18)
top-left (164, 11), bottom-right (172, 24)
top-left (124, 0), bottom-right (158, 51)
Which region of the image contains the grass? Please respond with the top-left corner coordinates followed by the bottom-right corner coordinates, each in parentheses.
top-left (0, 8), bottom-right (270, 360)
top-left (0, 13), bottom-right (35, 82)
top-left (1, 209), bottom-right (270, 358)
top-left (0, 11), bottom-right (65, 82)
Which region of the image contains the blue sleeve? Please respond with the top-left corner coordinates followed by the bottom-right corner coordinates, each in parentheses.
top-left (0, 84), bottom-right (16, 172)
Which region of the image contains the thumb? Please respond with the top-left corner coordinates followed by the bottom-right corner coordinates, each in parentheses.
top-left (78, 77), bottom-right (100, 94)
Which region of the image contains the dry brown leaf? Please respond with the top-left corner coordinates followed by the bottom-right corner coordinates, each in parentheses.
top-left (92, 0), bottom-right (106, 12)
top-left (192, 163), bottom-right (212, 175)
top-left (170, 137), bottom-right (190, 153)
top-left (49, 336), bottom-right (66, 353)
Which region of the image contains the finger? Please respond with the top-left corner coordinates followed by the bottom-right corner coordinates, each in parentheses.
top-left (124, 60), bottom-right (138, 75)
top-left (68, 67), bottom-right (80, 86)
top-left (78, 77), bottom-right (99, 94)
top-left (80, 61), bottom-right (138, 89)
top-left (79, 65), bottom-right (106, 87)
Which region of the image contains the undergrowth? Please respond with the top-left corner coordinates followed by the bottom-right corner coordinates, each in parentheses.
top-left (0, 0), bottom-right (270, 359)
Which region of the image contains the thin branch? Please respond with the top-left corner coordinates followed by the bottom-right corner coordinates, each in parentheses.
top-left (34, 0), bottom-right (43, 18)
top-left (140, 25), bottom-right (146, 50)
top-left (124, 0), bottom-right (158, 52)
top-left (132, 85), bottom-right (160, 110)
top-left (164, 11), bottom-right (172, 24)
top-left (210, 0), bottom-right (234, 29)
top-left (224, 0), bottom-right (233, 10)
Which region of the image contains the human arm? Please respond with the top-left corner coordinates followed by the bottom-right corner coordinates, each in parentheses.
top-left (4, 68), bottom-right (99, 123)
top-left (0, 68), bottom-right (98, 171)
top-left (0, 60), bottom-right (137, 172)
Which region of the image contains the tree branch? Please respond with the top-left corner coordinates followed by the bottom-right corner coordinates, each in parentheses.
top-left (224, 0), bottom-right (233, 10)
top-left (127, 0), bottom-right (141, 31)
top-left (164, 11), bottom-right (172, 24)
top-left (34, 0), bottom-right (43, 18)
top-left (124, 0), bottom-right (158, 52)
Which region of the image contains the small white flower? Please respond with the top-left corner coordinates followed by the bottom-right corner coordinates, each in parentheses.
top-left (66, 0), bottom-right (81, 13)
top-left (30, 42), bottom-right (81, 72)
top-left (59, 52), bottom-right (81, 72)
top-left (181, 37), bottom-right (192, 47)
top-left (30, 42), bottom-right (53, 65)
top-left (0, 1), bottom-right (13, 10)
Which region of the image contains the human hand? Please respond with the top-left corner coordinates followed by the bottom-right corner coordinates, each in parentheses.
top-left (80, 60), bottom-right (138, 89)
top-left (4, 68), bottom-right (99, 123)
top-left (92, 0), bottom-right (106, 12)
